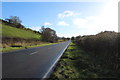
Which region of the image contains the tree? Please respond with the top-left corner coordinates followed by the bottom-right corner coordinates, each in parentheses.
top-left (71, 36), bottom-right (75, 41)
top-left (67, 37), bottom-right (70, 40)
top-left (5, 16), bottom-right (23, 28)
top-left (6, 16), bottom-right (22, 24)
top-left (40, 26), bottom-right (58, 42)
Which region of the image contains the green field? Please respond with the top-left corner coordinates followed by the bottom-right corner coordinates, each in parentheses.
top-left (1, 24), bottom-right (41, 40)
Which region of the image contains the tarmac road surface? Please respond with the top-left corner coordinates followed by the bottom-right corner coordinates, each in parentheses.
top-left (2, 41), bottom-right (70, 79)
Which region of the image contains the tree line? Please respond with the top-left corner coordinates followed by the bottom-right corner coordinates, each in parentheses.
top-left (72, 31), bottom-right (119, 77)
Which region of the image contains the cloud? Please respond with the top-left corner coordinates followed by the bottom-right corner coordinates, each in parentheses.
top-left (30, 26), bottom-right (41, 31)
top-left (58, 21), bottom-right (69, 26)
top-left (58, 10), bottom-right (80, 18)
top-left (57, 32), bottom-right (70, 37)
top-left (44, 22), bottom-right (52, 26)
top-left (73, 18), bottom-right (87, 28)
top-left (86, 16), bottom-right (99, 21)
top-left (57, 32), bottom-right (82, 38)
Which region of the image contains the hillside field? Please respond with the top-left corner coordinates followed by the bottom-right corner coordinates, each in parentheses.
top-left (1, 24), bottom-right (41, 40)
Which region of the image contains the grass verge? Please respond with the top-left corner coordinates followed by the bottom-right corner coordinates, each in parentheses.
top-left (1, 42), bottom-right (59, 53)
top-left (50, 42), bottom-right (100, 79)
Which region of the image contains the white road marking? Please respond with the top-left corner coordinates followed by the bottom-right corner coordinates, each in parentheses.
top-left (29, 51), bottom-right (38, 55)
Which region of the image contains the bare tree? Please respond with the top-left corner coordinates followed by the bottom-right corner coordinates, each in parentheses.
top-left (5, 16), bottom-right (24, 28)
top-left (6, 16), bottom-right (22, 24)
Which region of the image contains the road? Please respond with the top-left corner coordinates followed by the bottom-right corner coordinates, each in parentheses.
top-left (2, 41), bottom-right (70, 79)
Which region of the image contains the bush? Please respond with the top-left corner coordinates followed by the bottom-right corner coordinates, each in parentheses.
top-left (74, 31), bottom-right (119, 77)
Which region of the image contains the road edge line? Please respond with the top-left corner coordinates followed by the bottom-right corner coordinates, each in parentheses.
top-left (42, 41), bottom-right (71, 79)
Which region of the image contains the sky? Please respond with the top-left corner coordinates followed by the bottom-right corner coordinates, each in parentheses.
top-left (2, 0), bottom-right (119, 37)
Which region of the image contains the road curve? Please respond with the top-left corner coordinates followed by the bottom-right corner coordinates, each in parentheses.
top-left (2, 41), bottom-right (70, 79)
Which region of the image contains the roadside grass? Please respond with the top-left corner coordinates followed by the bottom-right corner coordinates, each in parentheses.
top-left (50, 42), bottom-right (99, 79)
top-left (1, 24), bottom-right (41, 40)
top-left (1, 42), bottom-right (59, 53)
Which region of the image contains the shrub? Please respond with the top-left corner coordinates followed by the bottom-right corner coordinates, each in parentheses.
top-left (74, 31), bottom-right (119, 77)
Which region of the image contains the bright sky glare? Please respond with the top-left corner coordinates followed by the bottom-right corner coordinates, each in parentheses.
top-left (2, 0), bottom-right (119, 37)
